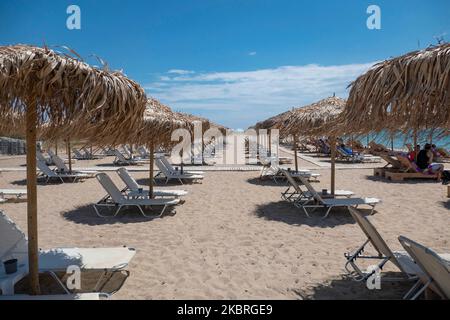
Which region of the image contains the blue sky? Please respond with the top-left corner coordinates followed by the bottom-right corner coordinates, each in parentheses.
top-left (1, 0), bottom-right (449, 129)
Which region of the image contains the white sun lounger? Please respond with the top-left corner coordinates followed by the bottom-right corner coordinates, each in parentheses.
top-left (345, 207), bottom-right (450, 288)
top-left (154, 158), bottom-right (204, 185)
top-left (294, 176), bottom-right (380, 219)
top-left (157, 155), bottom-right (204, 175)
top-left (0, 293), bottom-right (109, 300)
top-left (281, 170), bottom-right (353, 205)
top-left (261, 164), bottom-right (320, 183)
top-left (72, 148), bottom-right (88, 160)
top-left (94, 173), bottom-right (180, 217)
top-left (51, 154), bottom-right (98, 177)
top-left (113, 150), bottom-right (146, 166)
top-left (0, 210), bottom-right (136, 296)
top-left (137, 146), bottom-right (149, 159)
top-left (37, 150), bottom-right (52, 165)
top-left (47, 150), bottom-right (73, 164)
top-left (37, 161), bottom-right (90, 183)
top-left (0, 189), bottom-right (27, 202)
top-left (399, 236), bottom-right (450, 300)
top-left (116, 168), bottom-right (188, 198)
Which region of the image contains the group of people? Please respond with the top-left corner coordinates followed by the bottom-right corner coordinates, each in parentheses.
top-left (409, 144), bottom-right (446, 180)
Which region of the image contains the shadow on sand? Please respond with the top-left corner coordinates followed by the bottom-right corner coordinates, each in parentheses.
top-left (135, 177), bottom-right (201, 187)
top-left (254, 201), bottom-right (375, 228)
top-left (246, 177), bottom-right (287, 187)
top-left (62, 204), bottom-right (175, 226)
top-left (365, 175), bottom-right (441, 185)
top-left (293, 273), bottom-right (413, 300)
top-left (11, 178), bottom-right (87, 186)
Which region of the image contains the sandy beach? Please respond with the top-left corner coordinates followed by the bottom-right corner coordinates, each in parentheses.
top-left (1, 153), bottom-right (448, 300)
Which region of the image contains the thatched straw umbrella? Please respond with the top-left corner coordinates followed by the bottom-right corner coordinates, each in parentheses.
top-left (283, 97), bottom-right (346, 194)
top-left (254, 110), bottom-right (294, 167)
top-left (0, 45), bottom-right (146, 294)
top-left (336, 43), bottom-right (450, 155)
top-left (133, 98), bottom-right (189, 197)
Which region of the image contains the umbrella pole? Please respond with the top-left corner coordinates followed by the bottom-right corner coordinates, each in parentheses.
top-left (413, 129), bottom-right (418, 161)
top-left (391, 135), bottom-right (394, 152)
top-left (149, 143), bottom-right (154, 198)
top-left (26, 101), bottom-right (40, 295)
top-left (330, 136), bottom-right (336, 196)
top-left (294, 135), bottom-right (299, 172)
top-left (67, 140), bottom-right (72, 173)
top-left (55, 140), bottom-right (58, 156)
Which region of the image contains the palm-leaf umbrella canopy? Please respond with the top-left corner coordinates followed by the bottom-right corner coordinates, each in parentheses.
top-left (0, 45), bottom-right (147, 143)
top-left (133, 97), bottom-right (189, 147)
top-left (337, 43), bottom-right (450, 136)
top-left (0, 44), bottom-right (147, 295)
top-left (283, 96), bottom-right (346, 137)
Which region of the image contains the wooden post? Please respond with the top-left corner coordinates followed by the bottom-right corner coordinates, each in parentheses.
top-left (67, 140), bottom-right (72, 173)
top-left (294, 135), bottom-right (299, 173)
top-left (330, 136), bottom-right (336, 196)
top-left (413, 129), bottom-right (418, 161)
top-left (55, 141), bottom-right (58, 156)
top-left (350, 135), bottom-right (354, 155)
top-left (26, 101), bottom-right (40, 295)
top-left (149, 143), bottom-right (154, 198)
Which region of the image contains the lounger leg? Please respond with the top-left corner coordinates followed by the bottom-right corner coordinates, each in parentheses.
top-left (114, 205), bottom-right (123, 217)
top-left (321, 206), bottom-right (333, 219)
top-left (302, 206), bottom-right (312, 218)
top-left (403, 279), bottom-right (424, 300)
top-left (410, 279), bottom-right (432, 300)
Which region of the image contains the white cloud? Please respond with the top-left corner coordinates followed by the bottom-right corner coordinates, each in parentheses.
top-left (248, 51), bottom-right (257, 56)
top-left (167, 69), bottom-right (195, 75)
top-left (145, 62), bottom-right (376, 129)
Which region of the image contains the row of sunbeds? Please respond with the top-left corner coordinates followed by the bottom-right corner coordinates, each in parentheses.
top-left (279, 170), bottom-right (449, 299)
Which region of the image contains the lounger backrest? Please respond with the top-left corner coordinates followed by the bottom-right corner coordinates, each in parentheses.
top-left (281, 170), bottom-right (302, 193)
top-left (138, 147), bottom-right (148, 158)
top-left (116, 168), bottom-right (140, 190)
top-left (154, 158), bottom-right (171, 176)
top-left (0, 211), bottom-right (28, 267)
top-left (122, 146), bottom-right (132, 158)
top-left (297, 175), bottom-right (324, 203)
top-left (81, 148), bottom-right (90, 157)
top-left (159, 156), bottom-right (175, 171)
top-left (73, 148), bottom-right (84, 158)
top-left (337, 146), bottom-right (350, 157)
top-left (51, 154), bottom-right (69, 172)
top-left (348, 207), bottom-right (402, 270)
top-left (399, 236), bottom-right (450, 299)
top-left (95, 173), bottom-right (125, 203)
top-left (379, 154), bottom-right (401, 168)
top-left (37, 161), bottom-right (56, 177)
top-left (114, 150), bottom-right (127, 162)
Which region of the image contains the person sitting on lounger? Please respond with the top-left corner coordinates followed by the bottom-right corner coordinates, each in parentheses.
top-left (407, 144), bottom-right (420, 162)
top-left (417, 144), bottom-right (444, 180)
